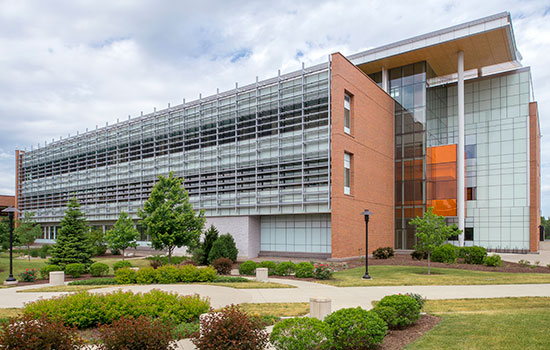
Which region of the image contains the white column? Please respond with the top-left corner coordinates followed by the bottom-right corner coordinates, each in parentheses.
top-left (381, 67), bottom-right (389, 92)
top-left (457, 51), bottom-right (465, 246)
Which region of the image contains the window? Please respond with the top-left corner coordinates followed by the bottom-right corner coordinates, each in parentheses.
top-left (465, 228), bottom-right (474, 241)
top-left (344, 152), bottom-right (351, 195)
top-left (344, 94), bottom-right (351, 134)
top-left (465, 144), bottom-right (477, 159)
top-left (467, 187), bottom-right (476, 200)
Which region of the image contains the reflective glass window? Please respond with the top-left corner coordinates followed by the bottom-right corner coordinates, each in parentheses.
top-left (344, 94), bottom-right (351, 134)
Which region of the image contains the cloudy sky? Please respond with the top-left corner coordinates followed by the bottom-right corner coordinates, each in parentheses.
top-left (0, 0), bottom-right (548, 214)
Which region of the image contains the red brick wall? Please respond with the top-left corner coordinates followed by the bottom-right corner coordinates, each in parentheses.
top-left (330, 53), bottom-right (395, 259)
top-left (529, 102), bottom-right (541, 252)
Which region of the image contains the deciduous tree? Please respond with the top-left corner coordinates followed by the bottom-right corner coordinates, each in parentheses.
top-left (14, 211), bottom-right (42, 261)
top-left (105, 211), bottom-right (139, 260)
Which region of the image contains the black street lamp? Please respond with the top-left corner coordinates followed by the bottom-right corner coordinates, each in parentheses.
top-left (2, 206), bottom-right (21, 285)
top-left (361, 209), bottom-right (373, 280)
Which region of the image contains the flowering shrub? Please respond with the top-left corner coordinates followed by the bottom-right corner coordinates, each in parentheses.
top-left (19, 268), bottom-right (38, 282)
top-left (313, 263), bottom-right (333, 280)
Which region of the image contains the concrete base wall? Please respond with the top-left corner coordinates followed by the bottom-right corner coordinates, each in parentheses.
top-left (206, 216), bottom-right (261, 259)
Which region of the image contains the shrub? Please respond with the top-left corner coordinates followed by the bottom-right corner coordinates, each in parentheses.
top-left (69, 277), bottom-right (117, 285)
top-left (197, 266), bottom-right (217, 282)
top-left (115, 267), bottom-right (136, 284)
top-left (29, 249), bottom-right (40, 258)
top-left (405, 292), bottom-right (427, 310)
top-left (90, 262), bottom-right (110, 277)
top-left (484, 254), bottom-right (503, 267)
top-left (0, 314), bottom-right (84, 350)
top-left (208, 234), bottom-right (238, 263)
top-left (193, 225), bottom-right (220, 265)
top-left (191, 305), bottom-right (269, 350)
top-left (39, 244), bottom-right (51, 259)
top-left (274, 261), bottom-right (296, 276)
top-left (65, 263), bottom-right (86, 278)
top-left (257, 261), bottom-right (277, 275)
top-left (374, 294), bottom-right (420, 329)
top-left (459, 246), bottom-right (487, 265)
top-left (98, 316), bottom-right (175, 350)
top-left (239, 260), bottom-right (257, 275)
top-left (212, 257), bottom-right (233, 275)
top-left (19, 268), bottom-right (38, 282)
top-left (518, 259), bottom-right (531, 267)
top-left (173, 321), bottom-right (200, 339)
top-left (23, 290), bottom-right (210, 329)
top-left (178, 264), bottom-right (200, 282)
top-left (411, 250), bottom-right (427, 261)
top-left (270, 317), bottom-right (328, 350)
top-left (431, 243), bottom-right (458, 263)
top-left (295, 262), bottom-right (314, 278)
top-left (113, 260), bottom-right (133, 271)
top-left (156, 265), bottom-right (180, 284)
top-left (373, 247), bottom-right (395, 259)
top-left (324, 307), bottom-right (387, 350)
top-left (146, 255), bottom-right (187, 267)
top-left (313, 263), bottom-right (333, 280)
top-left (136, 267), bottom-right (157, 284)
top-left (40, 264), bottom-right (62, 279)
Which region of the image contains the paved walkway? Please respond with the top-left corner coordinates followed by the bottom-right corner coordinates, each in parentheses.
top-left (497, 245), bottom-right (550, 266)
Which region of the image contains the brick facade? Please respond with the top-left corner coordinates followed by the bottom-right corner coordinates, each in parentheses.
top-left (529, 102), bottom-right (541, 252)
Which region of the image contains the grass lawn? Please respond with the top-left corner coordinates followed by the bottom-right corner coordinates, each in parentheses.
top-left (320, 265), bottom-right (550, 287)
top-left (238, 302), bottom-right (309, 317)
top-left (407, 297), bottom-right (550, 350)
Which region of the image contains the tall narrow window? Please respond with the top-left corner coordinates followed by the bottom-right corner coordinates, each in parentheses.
top-left (344, 152), bottom-right (351, 195)
top-left (344, 94), bottom-right (351, 134)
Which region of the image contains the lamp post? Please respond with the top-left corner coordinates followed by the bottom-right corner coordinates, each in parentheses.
top-left (361, 209), bottom-right (373, 280)
top-left (2, 207), bottom-right (21, 285)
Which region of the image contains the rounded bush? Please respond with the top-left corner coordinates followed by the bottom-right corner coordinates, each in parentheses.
top-left (196, 266), bottom-right (217, 282)
top-left (270, 317), bottom-right (328, 350)
top-left (431, 243), bottom-right (458, 263)
top-left (295, 262), bottom-right (314, 278)
top-left (208, 234), bottom-right (239, 263)
top-left (274, 261), bottom-right (296, 276)
top-left (65, 263), bottom-right (86, 278)
top-left (90, 262), bottom-right (110, 277)
top-left (375, 294), bottom-right (420, 329)
top-left (115, 267), bottom-right (136, 284)
top-left (40, 264), bottom-right (62, 279)
top-left (372, 306), bottom-right (399, 328)
top-left (156, 265), bottom-right (180, 284)
top-left (135, 267), bottom-right (157, 284)
top-left (373, 247), bottom-right (395, 259)
top-left (411, 250), bottom-right (427, 261)
top-left (99, 316), bottom-right (175, 350)
top-left (324, 307), bottom-right (387, 349)
top-left (312, 263), bottom-right (333, 280)
top-left (113, 260), bottom-right (133, 271)
top-left (257, 261), bottom-right (277, 275)
top-left (179, 264), bottom-right (200, 282)
top-left (239, 260), bottom-right (257, 275)
top-left (459, 246), bottom-right (487, 265)
top-left (212, 257), bottom-right (233, 275)
top-left (484, 254), bottom-right (503, 267)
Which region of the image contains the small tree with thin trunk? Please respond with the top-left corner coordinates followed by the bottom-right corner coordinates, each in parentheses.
top-left (409, 207), bottom-right (460, 275)
top-left (105, 211), bottom-right (139, 260)
top-left (138, 172), bottom-right (205, 264)
top-left (14, 212), bottom-right (42, 261)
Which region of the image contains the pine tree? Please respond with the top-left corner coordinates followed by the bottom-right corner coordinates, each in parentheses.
top-left (105, 211), bottom-right (139, 260)
top-left (49, 198), bottom-right (93, 268)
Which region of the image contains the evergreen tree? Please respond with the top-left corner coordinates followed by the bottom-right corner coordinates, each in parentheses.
top-left (193, 225), bottom-right (219, 265)
top-left (105, 211), bottom-right (139, 260)
top-left (14, 211), bottom-right (42, 261)
top-left (138, 172), bottom-right (205, 264)
top-left (49, 198), bottom-right (93, 268)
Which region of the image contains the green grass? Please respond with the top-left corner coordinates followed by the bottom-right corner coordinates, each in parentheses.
top-left (320, 265), bottom-right (550, 286)
top-left (204, 281), bottom-right (295, 289)
top-left (407, 297), bottom-right (550, 350)
top-left (238, 302), bottom-right (309, 317)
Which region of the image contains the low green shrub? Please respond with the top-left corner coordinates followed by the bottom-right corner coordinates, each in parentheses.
top-left (270, 317), bottom-right (328, 350)
top-left (239, 260), bottom-right (257, 275)
top-left (23, 290), bottom-right (210, 329)
top-left (196, 266), bottom-right (217, 282)
top-left (484, 254), bottom-right (503, 267)
top-left (324, 307), bottom-right (387, 350)
top-left (459, 246), bottom-right (487, 265)
top-left (98, 316), bottom-right (175, 350)
top-left (113, 260), bottom-right (133, 271)
top-left (405, 292), bottom-right (426, 310)
top-left (212, 257), bottom-right (233, 275)
top-left (411, 250), bottom-right (427, 261)
top-left (40, 264), bottom-right (62, 279)
top-left (69, 277), bottom-right (117, 285)
top-left (295, 262), bottom-right (314, 278)
top-left (208, 234), bottom-right (239, 263)
top-left (312, 263), bottom-right (333, 280)
top-left (135, 267), bottom-right (157, 284)
top-left (19, 268), bottom-right (38, 282)
top-left (374, 294), bottom-right (420, 329)
top-left (156, 265), bottom-right (180, 284)
top-left (39, 244), bottom-right (51, 259)
top-left (0, 314), bottom-right (84, 349)
top-left (173, 321), bottom-right (200, 339)
top-left (191, 305), bottom-right (269, 350)
top-left (29, 249), bottom-right (40, 258)
top-left (518, 259), bottom-right (531, 267)
top-left (274, 262), bottom-right (296, 276)
top-left (115, 267), bottom-right (136, 284)
top-left (178, 264), bottom-right (200, 282)
top-left (146, 255), bottom-right (187, 266)
top-left (90, 262), bottom-right (110, 277)
top-left (373, 247), bottom-right (395, 259)
top-left (65, 263), bottom-right (86, 278)
top-left (257, 261), bottom-right (277, 275)
top-left (431, 243), bottom-right (458, 263)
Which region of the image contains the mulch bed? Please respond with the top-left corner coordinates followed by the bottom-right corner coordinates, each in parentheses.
top-left (379, 314), bottom-right (441, 350)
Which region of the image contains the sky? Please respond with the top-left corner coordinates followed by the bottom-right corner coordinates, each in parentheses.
top-left (0, 0), bottom-right (548, 214)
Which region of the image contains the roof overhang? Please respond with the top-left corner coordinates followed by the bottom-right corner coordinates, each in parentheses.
top-left (349, 12), bottom-right (521, 76)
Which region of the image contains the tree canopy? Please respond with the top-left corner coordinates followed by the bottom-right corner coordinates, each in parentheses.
top-left (105, 211), bottom-right (139, 260)
top-left (138, 172), bottom-right (205, 263)
top-left (14, 211), bottom-right (42, 261)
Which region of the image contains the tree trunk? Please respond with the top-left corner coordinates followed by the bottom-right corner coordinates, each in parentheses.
top-left (122, 249), bottom-right (125, 261)
top-left (27, 244), bottom-right (31, 262)
top-left (427, 251), bottom-right (431, 275)
top-left (168, 247), bottom-right (173, 265)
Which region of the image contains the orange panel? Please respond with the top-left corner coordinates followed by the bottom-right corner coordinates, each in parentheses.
top-left (428, 144), bottom-right (456, 164)
top-left (427, 144), bottom-right (457, 217)
top-left (430, 199), bottom-right (457, 217)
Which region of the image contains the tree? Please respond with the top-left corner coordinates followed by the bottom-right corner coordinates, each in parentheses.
top-left (0, 218), bottom-right (11, 250)
top-left (49, 198), bottom-right (93, 268)
top-left (105, 211), bottom-right (139, 260)
top-left (88, 227), bottom-right (108, 257)
top-left (409, 207), bottom-right (460, 275)
top-left (541, 216), bottom-right (550, 240)
top-left (138, 172), bottom-right (206, 264)
top-left (193, 225), bottom-right (219, 265)
top-left (14, 212), bottom-right (42, 261)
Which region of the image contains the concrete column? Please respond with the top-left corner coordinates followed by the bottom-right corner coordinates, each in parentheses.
top-left (49, 271), bottom-right (65, 286)
top-left (256, 267), bottom-right (268, 282)
top-left (381, 67), bottom-right (389, 92)
top-left (457, 51), bottom-right (465, 246)
top-left (310, 297), bottom-right (331, 320)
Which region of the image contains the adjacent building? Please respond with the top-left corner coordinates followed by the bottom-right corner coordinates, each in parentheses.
top-left (16, 12), bottom-right (541, 258)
